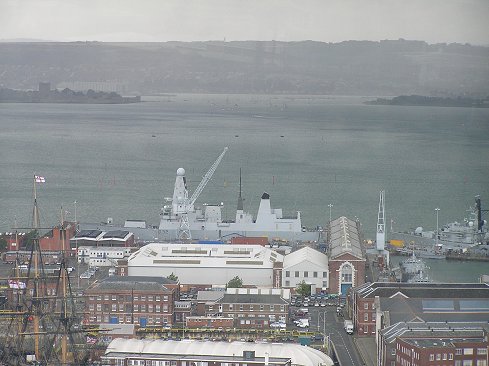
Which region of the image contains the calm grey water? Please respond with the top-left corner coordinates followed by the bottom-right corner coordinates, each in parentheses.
top-left (1, 94), bottom-right (488, 280)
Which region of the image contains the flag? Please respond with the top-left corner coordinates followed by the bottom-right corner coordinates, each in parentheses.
top-left (35, 175), bottom-right (46, 183)
top-left (86, 336), bottom-right (98, 344)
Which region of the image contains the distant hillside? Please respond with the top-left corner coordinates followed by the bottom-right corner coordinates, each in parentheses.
top-left (1, 40), bottom-right (488, 96)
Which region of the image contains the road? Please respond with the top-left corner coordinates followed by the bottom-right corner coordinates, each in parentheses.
top-left (307, 305), bottom-right (365, 366)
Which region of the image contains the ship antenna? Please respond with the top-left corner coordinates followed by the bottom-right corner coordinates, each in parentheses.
top-left (237, 168), bottom-right (244, 211)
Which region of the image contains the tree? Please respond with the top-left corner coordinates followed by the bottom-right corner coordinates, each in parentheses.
top-left (167, 272), bottom-right (178, 282)
top-left (296, 280), bottom-right (311, 297)
top-left (0, 238), bottom-right (7, 252)
top-left (227, 276), bottom-right (243, 288)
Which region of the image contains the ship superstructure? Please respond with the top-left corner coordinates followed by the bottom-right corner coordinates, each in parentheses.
top-left (390, 196), bottom-right (488, 252)
top-left (158, 161), bottom-right (318, 242)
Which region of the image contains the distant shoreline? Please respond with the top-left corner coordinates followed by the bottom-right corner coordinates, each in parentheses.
top-left (0, 83), bottom-right (141, 104)
top-left (365, 95), bottom-right (489, 108)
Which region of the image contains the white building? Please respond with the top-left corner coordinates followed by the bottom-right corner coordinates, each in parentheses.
top-left (282, 246), bottom-right (329, 293)
top-left (78, 246), bottom-right (134, 267)
top-left (102, 339), bottom-right (334, 366)
top-left (128, 243), bottom-right (284, 287)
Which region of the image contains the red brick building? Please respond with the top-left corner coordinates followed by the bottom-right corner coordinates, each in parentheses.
top-left (84, 276), bottom-right (178, 327)
top-left (39, 222), bottom-right (76, 251)
top-left (328, 216), bottom-right (366, 296)
top-left (379, 322), bottom-right (489, 366)
top-left (198, 288), bottom-right (290, 329)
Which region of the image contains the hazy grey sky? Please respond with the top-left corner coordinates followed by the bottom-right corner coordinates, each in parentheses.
top-left (1, 0), bottom-right (488, 45)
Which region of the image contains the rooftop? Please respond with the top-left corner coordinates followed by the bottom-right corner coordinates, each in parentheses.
top-left (86, 276), bottom-right (176, 293)
top-left (103, 339), bottom-right (334, 366)
top-left (329, 216), bottom-right (363, 259)
top-left (283, 246), bottom-right (328, 268)
top-left (355, 282), bottom-right (489, 299)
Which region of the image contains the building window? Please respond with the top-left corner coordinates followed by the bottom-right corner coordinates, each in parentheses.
top-left (270, 305), bottom-right (274, 311)
top-left (322, 272), bottom-right (327, 277)
top-left (295, 271), bottom-right (299, 277)
top-left (456, 349), bottom-right (463, 355)
top-left (476, 360), bottom-right (487, 366)
top-left (477, 348), bottom-right (488, 355)
top-left (148, 296), bottom-right (153, 302)
top-left (449, 353), bottom-right (453, 360)
top-left (285, 280), bottom-right (290, 287)
top-left (313, 272), bottom-right (318, 278)
top-left (260, 305), bottom-right (264, 311)
top-left (364, 313), bottom-right (368, 321)
top-left (112, 304), bottom-right (117, 311)
top-left (429, 354), bottom-right (434, 361)
top-left (304, 271), bottom-right (308, 278)
top-left (155, 296), bottom-right (160, 302)
top-left (364, 303), bottom-right (368, 310)
top-left (285, 271), bottom-right (290, 277)
top-left (436, 354), bottom-right (441, 360)
top-left (464, 348), bottom-right (473, 355)
top-left (443, 353), bottom-right (447, 360)
top-left (341, 264), bottom-right (353, 282)
top-left (229, 304), bottom-right (233, 310)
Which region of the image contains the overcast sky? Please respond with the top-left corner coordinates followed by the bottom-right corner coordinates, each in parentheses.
top-left (1, 0), bottom-right (488, 45)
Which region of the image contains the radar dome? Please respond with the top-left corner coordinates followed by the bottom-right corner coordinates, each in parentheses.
top-left (177, 168), bottom-right (185, 176)
top-left (414, 227), bottom-right (423, 235)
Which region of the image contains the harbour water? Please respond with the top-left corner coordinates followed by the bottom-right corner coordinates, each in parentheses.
top-left (1, 94), bottom-right (488, 279)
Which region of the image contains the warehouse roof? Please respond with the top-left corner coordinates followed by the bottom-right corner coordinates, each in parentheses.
top-left (104, 339), bottom-right (333, 366)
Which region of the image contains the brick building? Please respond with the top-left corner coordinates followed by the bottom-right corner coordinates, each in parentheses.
top-left (39, 222), bottom-right (76, 251)
top-left (328, 216), bottom-right (366, 296)
top-left (379, 322), bottom-right (489, 366)
top-left (84, 276), bottom-right (178, 327)
top-left (351, 282), bottom-right (489, 338)
top-left (198, 288), bottom-right (290, 329)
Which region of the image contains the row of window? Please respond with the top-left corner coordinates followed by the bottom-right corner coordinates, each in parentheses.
top-left (429, 353), bottom-right (454, 361)
top-left (89, 315), bottom-right (170, 325)
top-left (284, 280), bottom-right (328, 287)
top-left (88, 295), bottom-right (170, 302)
top-left (285, 271), bottom-right (327, 278)
top-left (209, 304), bottom-right (285, 312)
top-left (456, 348), bottom-right (488, 356)
top-left (89, 303), bottom-right (169, 313)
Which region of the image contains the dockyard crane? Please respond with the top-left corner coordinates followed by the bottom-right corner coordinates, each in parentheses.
top-left (177, 147), bottom-right (228, 240)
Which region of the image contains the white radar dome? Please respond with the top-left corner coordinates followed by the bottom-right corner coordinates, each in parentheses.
top-left (414, 227), bottom-right (423, 235)
top-left (177, 168), bottom-right (185, 176)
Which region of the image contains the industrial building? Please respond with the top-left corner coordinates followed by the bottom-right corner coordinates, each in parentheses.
top-left (101, 339), bottom-right (334, 366)
top-left (127, 243), bottom-right (284, 287)
top-left (328, 216), bottom-right (366, 295)
top-left (281, 246), bottom-right (329, 293)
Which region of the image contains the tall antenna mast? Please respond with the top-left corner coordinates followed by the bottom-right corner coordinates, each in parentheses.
top-left (32, 174), bottom-right (41, 229)
top-left (376, 190), bottom-right (385, 251)
top-left (237, 168), bottom-right (244, 211)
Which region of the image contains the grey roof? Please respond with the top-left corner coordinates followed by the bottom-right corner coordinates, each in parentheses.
top-left (197, 291), bottom-right (225, 302)
top-left (329, 216), bottom-right (363, 259)
top-left (380, 296), bottom-right (489, 325)
top-left (356, 282), bottom-right (489, 299)
top-left (88, 276), bottom-right (176, 292)
top-left (381, 321), bottom-right (489, 345)
top-left (102, 230), bottom-right (132, 239)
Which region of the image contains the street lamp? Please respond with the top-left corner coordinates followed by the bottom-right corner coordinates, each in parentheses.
top-left (435, 208), bottom-right (440, 245)
top-left (328, 204), bottom-right (333, 223)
